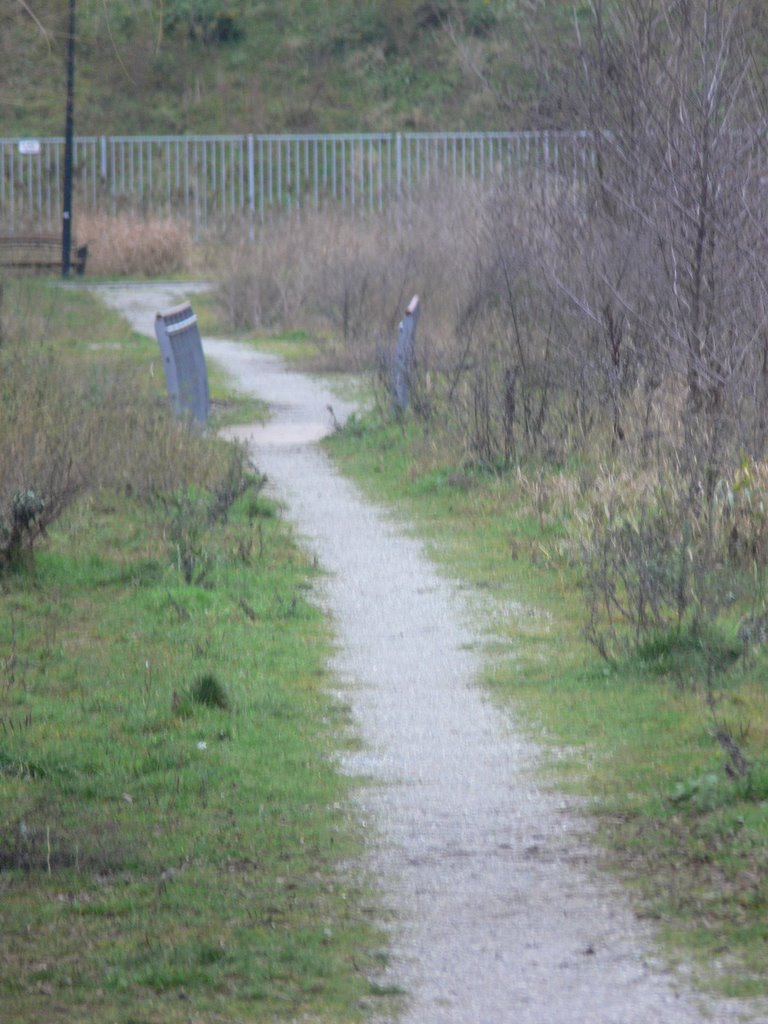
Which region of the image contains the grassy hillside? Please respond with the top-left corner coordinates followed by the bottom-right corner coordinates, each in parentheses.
top-left (0, 0), bottom-right (580, 136)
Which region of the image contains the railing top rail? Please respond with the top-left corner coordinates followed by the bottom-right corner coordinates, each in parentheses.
top-left (252, 132), bottom-right (393, 143)
top-left (0, 130), bottom-right (596, 148)
top-left (400, 129), bottom-right (592, 140)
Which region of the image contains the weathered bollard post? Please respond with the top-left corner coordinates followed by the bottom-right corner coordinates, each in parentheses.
top-left (391, 294), bottom-right (420, 414)
top-left (154, 302), bottom-right (210, 425)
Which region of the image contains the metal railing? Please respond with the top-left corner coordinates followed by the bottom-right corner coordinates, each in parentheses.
top-left (0, 130), bottom-right (595, 233)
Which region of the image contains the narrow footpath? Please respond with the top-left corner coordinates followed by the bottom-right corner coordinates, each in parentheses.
top-left (95, 283), bottom-right (762, 1024)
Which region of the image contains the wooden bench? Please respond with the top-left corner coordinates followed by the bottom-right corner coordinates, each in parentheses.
top-left (0, 235), bottom-right (88, 275)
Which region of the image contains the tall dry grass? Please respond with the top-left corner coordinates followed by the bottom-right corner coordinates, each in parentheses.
top-left (77, 212), bottom-right (193, 277)
top-left (211, 183), bottom-right (495, 371)
top-left (210, 182), bottom-right (588, 460)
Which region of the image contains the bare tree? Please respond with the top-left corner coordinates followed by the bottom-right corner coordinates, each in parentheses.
top-left (559, 0), bottom-right (768, 667)
top-left (574, 0), bottom-right (768, 463)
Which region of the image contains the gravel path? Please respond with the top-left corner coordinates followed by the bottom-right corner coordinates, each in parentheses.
top-left (94, 283), bottom-right (762, 1024)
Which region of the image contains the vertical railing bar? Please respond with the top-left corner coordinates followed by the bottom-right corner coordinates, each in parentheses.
top-left (395, 132), bottom-right (402, 197)
top-left (332, 136), bottom-right (337, 202)
top-left (193, 139), bottom-right (199, 237)
top-left (202, 139), bottom-right (209, 231)
top-left (0, 143), bottom-right (5, 221)
top-left (257, 136), bottom-right (264, 224)
top-left (41, 141), bottom-right (48, 226)
top-left (208, 138), bottom-right (215, 219)
top-left (100, 135), bottom-right (107, 212)
top-left (341, 138), bottom-right (347, 209)
top-left (332, 136), bottom-right (337, 203)
top-left (238, 136), bottom-right (244, 216)
top-left (110, 137), bottom-right (115, 215)
top-left (139, 139), bottom-right (144, 208)
top-left (9, 144), bottom-right (15, 229)
top-left (246, 134), bottom-right (254, 235)
top-left (231, 137), bottom-right (236, 219)
top-left (234, 138), bottom-right (240, 218)
top-left (36, 141), bottom-right (42, 225)
top-left (218, 138), bottom-right (224, 221)
top-left (352, 137), bottom-right (358, 211)
top-left (304, 136), bottom-right (310, 207)
top-left (370, 137), bottom-right (376, 212)
top-left (53, 139), bottom-right (60, 225)
top-left (313, 137), bottom-right (319, 209)
top-left (45, 141), bottom-right (52, 225)
top-left (222, 138), bottom-right (228, 221)
top-left (90, 139), bottom-right (96, 210)
top-left (33, 143), bottom-right (40, 225)
top-left (213, 138), bottom-right (219, 221)
top-left (277, 137), bottom-right (283, 209)
top-left (27, 147), bottom-right (34, 221)
top-left (268, 136), bottom-right (274, 213)
top-left (183, 138), bottom-right (190, 227)
top-left (147, 140), bottom-right (153, 213)
top-left (295, 136), bottom-right (301, 210)
top-left (208, 137), bottom-right (214, 228)
top-left (378, 137), bottom-right (383, 212)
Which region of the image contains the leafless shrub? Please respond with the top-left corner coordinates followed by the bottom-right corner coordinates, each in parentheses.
top-left (573, 473), bottom-right (692, 654)
top-left (77, 212), bottom-right (193, 277)
top-left (0, 348), bottom-right (94, 568)
top-left (96, 380), bottom-right (236, 501)
top-left (0, 340), bottom-right (246, 570)
top-left (533, 0), bottom-right (768, 666)
top-left (210, 183), bottom-right (494, 372)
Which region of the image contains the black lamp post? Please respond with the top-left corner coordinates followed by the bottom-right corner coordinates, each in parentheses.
top-left (61, 0), bottom-right (75, 277)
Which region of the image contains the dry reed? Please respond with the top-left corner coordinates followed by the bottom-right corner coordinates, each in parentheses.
top-left (77, 212), bottom-right (193, 277)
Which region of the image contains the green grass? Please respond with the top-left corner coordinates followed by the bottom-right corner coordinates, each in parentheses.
top-left (0, 282), bottom-right (394, 1024)
top-left (0, 1), bottom-right (579, 136)
top-left (1, 495), bottom-right (387, 1023)
top-left (324, 411), bottom-right (768, 1001)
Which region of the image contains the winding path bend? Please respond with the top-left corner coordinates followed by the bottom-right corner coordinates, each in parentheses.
top-left (95, 283), bottom-right (762, 1024)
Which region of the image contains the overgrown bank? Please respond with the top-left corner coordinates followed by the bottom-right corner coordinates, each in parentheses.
top-left (0, 281), bottom-right (388, 1023)
top-left (324, 413), bottom-right (768, 999)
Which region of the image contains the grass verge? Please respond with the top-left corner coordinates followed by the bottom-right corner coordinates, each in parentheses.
top-left (0, 281), bottom-right (392, 1024)
top-left (324, 412), bottom-right (768, 1001)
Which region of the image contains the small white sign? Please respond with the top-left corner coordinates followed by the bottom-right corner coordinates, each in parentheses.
top-left (18, 139), bottom-right (41, 156)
